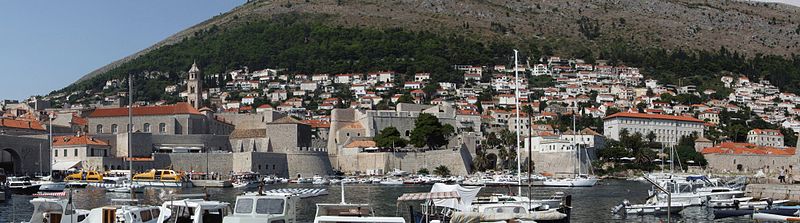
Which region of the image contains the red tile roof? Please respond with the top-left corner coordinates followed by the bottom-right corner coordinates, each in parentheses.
top-left (0, 118), bottom-right (46, 131)
top-left (89, 103), bottom-right (201, 118)
top-left (53, 135), bottom-right (109, 147)
top-left (70, 115), bottom-right (88, 126)
top-left (604, 112), bottom-right (704, 123)
top-left (302, 120), bottom-right (331, 128)
top-left (701, 142), bottom-right (795, 155)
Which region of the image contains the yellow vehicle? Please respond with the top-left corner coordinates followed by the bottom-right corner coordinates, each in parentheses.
top-left (64, 170), bottom-right (104, 182)
top-left (133, 169), bottom-right (184, 182)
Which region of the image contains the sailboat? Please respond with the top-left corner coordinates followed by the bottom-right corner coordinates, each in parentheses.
top-left (541, 114), bottom-right (597, 187)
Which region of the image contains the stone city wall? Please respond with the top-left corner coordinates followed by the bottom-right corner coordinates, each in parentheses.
top-left (337, 147), bottom-right (472, 176)
top-left (0, 135), bottom-right (50, 175)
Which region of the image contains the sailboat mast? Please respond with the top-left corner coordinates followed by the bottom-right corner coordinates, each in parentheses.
top-left (573, 113), bottom-right (578, 177)
top-left (128, 73), bottom-right (134, 200)
top-left (514, 49), bottom-right (522, 195)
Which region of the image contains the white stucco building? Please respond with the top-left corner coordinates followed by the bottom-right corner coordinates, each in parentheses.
top-left (603, 112), bottom-right (705, 146)
top-left (747, 128), bottom-right (784, 148)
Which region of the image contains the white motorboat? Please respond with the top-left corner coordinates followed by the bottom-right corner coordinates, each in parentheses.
top-left (37, 181), bottom-right (67, 192)
top-left (738, 199), bottom-right (790, 209)
top-left (341, 178), bottom-right (358, 184)
top-left (22, 196), bottom-right (90, 223)
top-left (379, 178), bottom-right (404, 185)
top-left (313, 203), bottom-right (406, 223)
top-left (84, 199), bottom-right (172, 223)
top-left (541, 175), bottom-right (598, 187)
top-left (231, 172), bottom-right (260, 188)
top-left (163, 198), bottom-right (231, 223)
top-left (8, 176), bottom-right (42, 194)
top-left (222, 192), bottom-right (300, 223)
top-left (695, 186), bottom-right (745, 201)
top-left (312, 176), bottom-right (330, 185)
top-left (612, 198), bottom-right (690, 215)
top-left (753, 212), bottom-right (800, 221)
top-left (707, 196), bottom-right (753, 208)
top-left (108, 186), bottom-right (145, 194)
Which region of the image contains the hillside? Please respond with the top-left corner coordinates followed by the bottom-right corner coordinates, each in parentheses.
top-left (62, 0), bottom-right (800, 96)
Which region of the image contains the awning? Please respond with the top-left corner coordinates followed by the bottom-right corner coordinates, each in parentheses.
top-left (397, 191), bottom-right (461, 201)
top-left (52, 161), bottom-right (81, 171)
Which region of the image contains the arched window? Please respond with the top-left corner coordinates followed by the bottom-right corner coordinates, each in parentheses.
top-left (159, 123), bottom-right (166, 133)
top-left (96, 124), bottom-right (103, 134)
top-left (143, 123), bottom-right (151, 133)
top-left (111, 124), bottom-right (118, 134)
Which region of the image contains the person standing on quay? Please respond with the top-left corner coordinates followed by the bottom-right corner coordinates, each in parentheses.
top-left (779, 167), bottom-right (786, 184)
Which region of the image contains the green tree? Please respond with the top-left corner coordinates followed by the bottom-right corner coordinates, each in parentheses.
top-left (410, 113), bottom-right (447, 150)
top-left (397, 94), bottom-right (414, 104)
top-left (417, 168), bottom-right (430, 175)
top-left (374, 127), bottom-right (408, 149)
top-left (433, 165), bottom-right (451, 176)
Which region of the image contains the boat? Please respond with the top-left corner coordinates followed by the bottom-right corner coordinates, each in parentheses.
top-left (312, 175), bottom-right (330, 185)
top-left (108, 185), bottom-right (145, 194)
top-left (222, 191), bottom-right (300, 223)
top-left (707, 196), bottom-right (753, 208)
top-left (296, 177), bottom-right (313, 184)
top-left (714, 208), bottom-right (800, 219)
top-left (230, 172), bottom-right (260, 189)
top-left (313, 203), bottom-right (406, 223)
top-left (541, 175), bottom-right (598, 187)
top-left (21, 193), bottom-right (91, 223)
top-left (738, 199), bottom-right (790, 209)
top-left (133, 169), bottom-right (189, 187)
top-left (612, 198), bottom-right (690, 215)
top-left (162, 196), bottom-right (231, 223)
top-left (37, 181), bottom-right (67, 192)
top-left (8, 176), bottom-right (42, 194)
top-left (753, 212), bottom-right (800, 221)
top-left (379, 178), bottom-right (404, 185)
top-left (64, 170), bottom-right (104, 183)
top-left (84, 199), bottom-right (172, 223)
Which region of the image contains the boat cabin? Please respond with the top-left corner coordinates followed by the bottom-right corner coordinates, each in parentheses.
top-left (134, 169), bottom-right (183, 182)
top-left (163, 198), bottom-right (231, 223)
top-left (85, 200), bottom-right (172, 223)
top-left (27, 198), bottom-right (90, 223)
top-left (64, 170), bottom-right (104, 182)
top-left (313, 203), bottom-right (406, 223)
top-left (222, 192), bottom-right (299, 223)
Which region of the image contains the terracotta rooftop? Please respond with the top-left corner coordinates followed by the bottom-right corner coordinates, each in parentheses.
top-left (702, 142), bottom-right (795, 156)
top-left (345, 139), bottom-right (376, 148)
top-left (53, 135), bottom-right (109, 147)
top-left (0, 118), bottom-right (46, 131)
top-left (604, 112), bottom-right (704, 123)
top-left (302, 120), bottom-right (331, 128)
top-left (89, 103), bottom-right (201, 118)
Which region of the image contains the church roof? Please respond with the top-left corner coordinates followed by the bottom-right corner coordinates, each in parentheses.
top-left (189, 62), bottom-right (201, 73)
top-left (89, 103), bottom-right (201, 118)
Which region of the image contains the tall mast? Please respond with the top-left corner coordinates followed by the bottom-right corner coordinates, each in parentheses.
top-left (128, 73), bottom-right (134, 200)
top-left (573, 113), bottom-right (578, 177)
top-left (514, 49), bottom-right (522, 195)
top-left (48, 113), bottom-right (54, 176)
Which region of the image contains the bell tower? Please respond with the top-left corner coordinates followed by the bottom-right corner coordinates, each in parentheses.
top-left (186, 61), bottom-right (203, 109)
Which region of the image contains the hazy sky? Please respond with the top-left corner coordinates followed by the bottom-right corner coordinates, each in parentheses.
top-left (0, 1), bottom-right (798, 101)
top-left (0, 1), bottom-right (244, 101)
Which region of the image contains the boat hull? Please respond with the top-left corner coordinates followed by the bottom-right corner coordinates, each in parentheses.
top-left (541, 178), bottom-right (597, 187)
top-left (752, 213), bottom-right (800, 221)
top-left (37, 182), bottom-right (66, 192)
top-left (10, 185), bottom-right (41, 194)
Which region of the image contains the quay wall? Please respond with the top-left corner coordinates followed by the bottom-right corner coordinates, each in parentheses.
top-left (746, 184), bottom-right (800, 201)
top-left (150, 150), bottom-right (332, 179)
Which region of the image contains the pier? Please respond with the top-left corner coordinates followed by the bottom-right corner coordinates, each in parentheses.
top-left (745, 184), bottom-right (800, 201)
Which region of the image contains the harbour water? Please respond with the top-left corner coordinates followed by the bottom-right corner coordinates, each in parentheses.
top-left (0, 179), bottom-right (750, 222)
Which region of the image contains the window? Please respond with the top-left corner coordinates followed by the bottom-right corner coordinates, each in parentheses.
top-left (143, 123), bottom-right (151, 133)
top-left (74, 149), bottom-right (78, 157)
top-left (63, 149), bottom-right (67, 157)
top-left (54, 150), bottom-right (58, 157)
top-left (235, 198), bottom-right (254, 214)
top-left (111, 124), bottom-right (118, 134)
top-left (255, 198), bottom-right (284, 214)
top-left (159, 123), bottom-right (166, 133)
top-left (96, 124), bottom-right (103, 134)
top-left (140, 210), bottom-right (153, 222)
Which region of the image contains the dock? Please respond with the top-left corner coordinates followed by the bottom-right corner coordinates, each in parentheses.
top-left (745, 184), bottom-right (800, 201)
top-left (190, 180), bottom-right (232, 188)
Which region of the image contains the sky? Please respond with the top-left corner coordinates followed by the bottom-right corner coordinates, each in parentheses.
top-left (0, 1), bottom-right (799, 101)
top-left (0, 1), bottom-right (244, 101)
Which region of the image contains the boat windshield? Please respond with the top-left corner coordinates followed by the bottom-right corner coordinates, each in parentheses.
top-left (255, 198), bottom-right (284, 214)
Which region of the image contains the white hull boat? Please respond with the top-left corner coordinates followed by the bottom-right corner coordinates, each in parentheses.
top-left (707, 197), bottom-right (753, 208)
top-left (37, 181), bottom-right (66, 192)
top-left (739, 199), bottom-right (790, 209)
top-left (752, 212), bottom-right (800, 221)
top-left (541, 177), bottom-right (598, 187)
top-left (612, 199), bottom-right (689, 215)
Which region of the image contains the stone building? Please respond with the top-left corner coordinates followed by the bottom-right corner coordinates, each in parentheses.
top-left (747, 128), bottom-right (784, 148)
top-left (603, 112), bottom-right (705, 146)
top-left (51, 134), bottom-right (114, 171)
top-left (0, 134), bottom-right (50, 175)
top-left (87, 102), bottom-right (233, 136)
top-left (0, 118), bottom-right (47, 135)
top-left (702, 142), bottom-right (798, 173)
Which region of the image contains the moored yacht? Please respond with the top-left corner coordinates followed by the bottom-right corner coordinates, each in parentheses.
top-left (84, 199), bottom-right (172, 223)
top-left (162, 197), bottom-right (231, 223)
top-left (8, 176), bottom-right (42, 194)
top-left (22, 193), bottom-right (90, 223)
top-left (222, 191), bottom-right (299, 223)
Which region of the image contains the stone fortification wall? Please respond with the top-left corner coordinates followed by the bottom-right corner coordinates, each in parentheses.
top-left (153, 153), bottom-right (233, 176)
top-left (216, 112), bottom-right (285, 130)
top-left (285, 147), bottom-right (333, 178)
top-left (705, 153), bottom-right (799, 174)
top-left (232, 152), bottom-right (289, 178)
top-left (0, 135), bottom-right (50, 175)
top-left (338, 147), bottom-right (472, 176)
